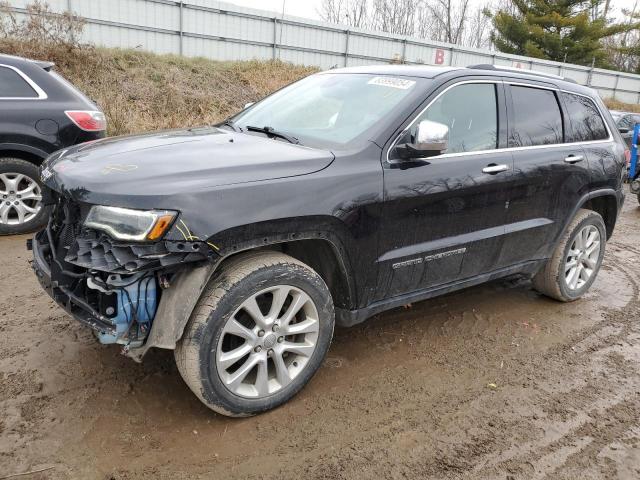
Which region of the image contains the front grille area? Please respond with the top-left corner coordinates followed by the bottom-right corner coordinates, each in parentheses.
top-left (66, 229), bottom-right (209, 273)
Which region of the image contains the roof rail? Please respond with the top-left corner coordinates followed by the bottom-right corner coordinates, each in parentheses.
top-left (467, 64), bottom-right (577, 83)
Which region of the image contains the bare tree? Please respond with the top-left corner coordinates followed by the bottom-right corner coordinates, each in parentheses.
top-left (318, 0), bottom-right (504, 50)
top-left (426, 0), bottom-right (470, 44)
top-left (318, 0), bottom-right (369, 28)
top-left (604, 0), bottom-right (640, 72)
top-left (370, 0), bottom-right (419, 36)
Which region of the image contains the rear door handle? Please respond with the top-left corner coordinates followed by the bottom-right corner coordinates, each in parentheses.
top-left (482, 164), bottom-right (509, 174)
top-left (564, 154), bottom-right (584, 164)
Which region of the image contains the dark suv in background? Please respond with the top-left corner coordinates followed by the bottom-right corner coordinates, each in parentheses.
top-left (0, 53), bottom-right (105, 235)
top-left (610, 110), bottom-right (640, 149)
top-left (31, 64), bottom-right (626, 417)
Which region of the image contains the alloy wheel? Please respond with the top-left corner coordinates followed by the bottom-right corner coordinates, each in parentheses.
top-left (564, 224), bottom-right (601, 291)
top-left (0, 173), bottom-right (43, 225)
top-left (215, 285), bottom-right (320, 398)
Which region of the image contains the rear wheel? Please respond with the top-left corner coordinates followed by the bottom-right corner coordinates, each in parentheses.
top-left (175, 251), bottom-right (335, 417)
top-left (533, 209), bottom-right (606, 302)
top-left (0, 158), bottom-right (47, 235)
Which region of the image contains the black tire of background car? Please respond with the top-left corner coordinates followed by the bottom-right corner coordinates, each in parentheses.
top-left (0, 157), bottom-right (48, 236)
top-left (532, 209), bottom-right (606, 302)
top-left (175, 251), bottom-right (335, 417)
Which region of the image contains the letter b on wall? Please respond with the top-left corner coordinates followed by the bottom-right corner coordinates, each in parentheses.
top-left (434, 49), bottom-right (445, 65)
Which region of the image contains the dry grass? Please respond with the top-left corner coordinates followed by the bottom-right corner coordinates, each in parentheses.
top-left (0, 39), bottom-right (318, 136)
top-left (604, 98), bottom-right (640, 113)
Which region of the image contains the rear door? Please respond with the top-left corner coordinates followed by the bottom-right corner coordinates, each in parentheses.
top-left (376, 80), bottom-right (513, 300)
top-left (499, 83), bottom-right (594, 266)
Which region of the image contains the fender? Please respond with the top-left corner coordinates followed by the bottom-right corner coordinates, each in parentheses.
top-left (0, 142), bottom-right (49, 161)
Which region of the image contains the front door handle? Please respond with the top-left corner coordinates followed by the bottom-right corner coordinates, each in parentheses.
top-left (564, 154), bottom-right (584, 164)
top-left (482, 164), bottom-right (509, 174)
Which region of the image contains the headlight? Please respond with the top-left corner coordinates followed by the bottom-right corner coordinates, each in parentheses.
top-left (84, 206), bottom-right (177, 241)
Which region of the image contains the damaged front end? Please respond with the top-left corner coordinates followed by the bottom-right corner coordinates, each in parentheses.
top-left (30, 192), bottom-right (219, 357)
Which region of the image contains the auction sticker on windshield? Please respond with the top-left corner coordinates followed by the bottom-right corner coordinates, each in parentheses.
top-left (367, 77), bottom-right (416, 90)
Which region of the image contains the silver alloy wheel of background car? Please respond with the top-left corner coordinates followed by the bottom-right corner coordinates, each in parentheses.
top-left (565, 224), bottom-right (601, 291)
top-left (215, 285), bottom-right (320, 399)
top-left (0, 173), bottom-right (43, 225)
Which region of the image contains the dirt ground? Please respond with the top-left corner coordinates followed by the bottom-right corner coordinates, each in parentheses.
top-left (1, 194), bottom-right (639, 480)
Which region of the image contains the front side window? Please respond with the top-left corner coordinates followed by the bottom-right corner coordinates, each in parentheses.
top-left (410, 82), bottom-right (498, 154)
top-left (232, 73), bottom-right (427, 148)
top-left (0, 67), bottom-right (38, 98)
top-left (561, 92), bottom-right (608, 142)
top-left (509, 86), bottom-right (563, 147)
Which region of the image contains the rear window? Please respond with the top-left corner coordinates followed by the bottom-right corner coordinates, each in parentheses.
top-left (509, 86), bottom-right (563, 147)
top-left (0, 66), bottom-right (38, 98)
top-left (561, 92), bottom-right (608, 142)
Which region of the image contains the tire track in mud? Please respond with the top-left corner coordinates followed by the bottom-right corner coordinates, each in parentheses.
top-left (465, 259), bottom-right (640, 479)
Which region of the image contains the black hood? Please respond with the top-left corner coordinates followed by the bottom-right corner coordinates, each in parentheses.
top-left (42, 126), bottom-right (335, 205)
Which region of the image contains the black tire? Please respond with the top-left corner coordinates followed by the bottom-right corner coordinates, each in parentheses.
top-left (175, 251), bottom-right (335, 417)
top-left (0, 157), bottom-right (48, 235)
top-left (532, 209), bottom-right (606, 302)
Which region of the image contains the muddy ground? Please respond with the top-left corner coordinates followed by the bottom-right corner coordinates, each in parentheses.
top-left (1, 194), bottom-right (639, 480)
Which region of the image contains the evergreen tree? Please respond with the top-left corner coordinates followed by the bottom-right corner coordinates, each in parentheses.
top-left (490, 0), bottom-right (627, 67)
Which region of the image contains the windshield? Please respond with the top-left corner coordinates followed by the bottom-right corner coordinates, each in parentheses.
top-left (231, 73), bottom-right (426, 148)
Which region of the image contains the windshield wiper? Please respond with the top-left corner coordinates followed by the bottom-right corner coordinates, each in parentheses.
top-left (218, 119), bottom-right (242, 132)
top-left (246, 125), bottom-right (300, 145)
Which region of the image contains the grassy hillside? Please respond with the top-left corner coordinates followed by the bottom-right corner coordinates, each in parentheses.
top-left (0, 39), bottom-right (318, 136)
top-left (603, 98), bottom-right (640, 114)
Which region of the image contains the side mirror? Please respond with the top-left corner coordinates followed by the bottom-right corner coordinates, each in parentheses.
top-left (396, 120), bottom-right (449, 160)
top-left (244, 102), bottom-right (255, 109)
top-left (619, 127), bottom-right (630, 134)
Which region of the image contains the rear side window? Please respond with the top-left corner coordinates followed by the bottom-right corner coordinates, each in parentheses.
top-left (509, 86), bottom-right (563, 147)
top-left (0, 66), bottom-right (38, 98)
top-left (561, 92), bottom-right (608, 142)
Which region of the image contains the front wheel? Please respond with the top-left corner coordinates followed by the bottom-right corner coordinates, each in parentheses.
top-left (533, 209), bottom-right (606, 302)
top-left (175, 251), bottom-right (335, 417)
top-left (0, 158), bottom-right (48, 235)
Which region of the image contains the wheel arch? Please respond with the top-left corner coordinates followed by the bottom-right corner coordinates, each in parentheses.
top-left (0, 143), bottom-right (48, 165)
top-left (217, 237), bottom-right (354, 311)
top-left (578, 190), bottom-right (619, 240)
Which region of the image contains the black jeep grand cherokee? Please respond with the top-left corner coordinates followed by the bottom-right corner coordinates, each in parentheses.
top-left (31, 65), bottom-right (626, 416)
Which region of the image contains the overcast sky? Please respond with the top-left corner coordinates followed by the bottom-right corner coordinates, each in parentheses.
top-left (225, 0), bottom-right (634, 22)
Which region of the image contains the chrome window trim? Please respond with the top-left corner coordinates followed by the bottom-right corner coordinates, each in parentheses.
top-left (0, 64), bottom-right (48, 100)
top-left (385, 79), bottom-right (614, 164)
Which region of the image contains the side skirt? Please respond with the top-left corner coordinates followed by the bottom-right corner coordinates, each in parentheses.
top-left (335, 260), bottom-right (545, 327)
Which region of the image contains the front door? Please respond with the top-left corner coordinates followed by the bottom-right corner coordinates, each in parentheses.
top-left (375, 80), bottom-right (513, 301)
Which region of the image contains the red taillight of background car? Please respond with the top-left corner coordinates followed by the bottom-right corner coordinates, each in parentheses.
top-left (65, 110), bottom-right (106, 132)
top-left (624, 149), bottom-right (631, 166)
